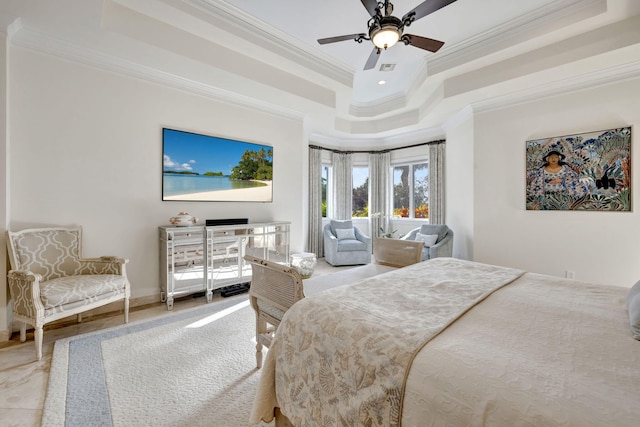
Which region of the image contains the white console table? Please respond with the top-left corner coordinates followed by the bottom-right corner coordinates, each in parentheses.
top-left (159, 222), bottom-right (290, 310)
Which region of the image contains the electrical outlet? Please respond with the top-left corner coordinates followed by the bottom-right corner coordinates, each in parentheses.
top-left (565, 270), bottom-right (575, 279)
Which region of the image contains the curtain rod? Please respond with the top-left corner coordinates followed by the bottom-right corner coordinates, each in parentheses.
top-left (308, 139), bottom-right (445, 155)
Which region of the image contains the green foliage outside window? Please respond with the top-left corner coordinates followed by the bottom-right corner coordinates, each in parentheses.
top-left (352, 176), bottom-right (369, 217)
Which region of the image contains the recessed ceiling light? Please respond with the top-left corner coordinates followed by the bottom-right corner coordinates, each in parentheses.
top-left (378, 80), bottom-right (386, 85)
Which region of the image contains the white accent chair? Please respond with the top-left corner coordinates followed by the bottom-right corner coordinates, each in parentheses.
top-left (5, 226), bottom-right (130, 360)
top-left (323, 219), bottom-right (372, 266)
top-left (244, 255), bottom-right (304, 369)
top-left (401, 224), bottom-right (454, 261)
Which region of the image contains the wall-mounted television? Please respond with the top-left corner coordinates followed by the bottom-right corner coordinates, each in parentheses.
top-left (162, 128), bottom-right (273, 202)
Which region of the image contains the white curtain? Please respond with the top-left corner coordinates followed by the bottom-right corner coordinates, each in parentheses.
top-left (429, 142), bottom-right (446, 224)
top-left (369, 151), bottom-right (391, 238)
top-left (331, 152), bottom-right (353, 220)
top-left (307, 146), bottom-right (323, 256)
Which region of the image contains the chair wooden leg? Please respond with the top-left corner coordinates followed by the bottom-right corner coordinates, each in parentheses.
top-left (124, 297), bottom-right (130, 323)
top-left (256, 341), bottom-right (264, 369)
top-left (34, 326), bottom-right (43, 361)
top-left (256, 317), bottom-right (266, 369)
top-left (77, 313), bottom-right (82, 322)
top-left (20, 322), bottom-right (27, 342)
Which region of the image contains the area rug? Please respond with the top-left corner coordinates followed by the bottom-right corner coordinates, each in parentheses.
top-left (42, 263), bottom-right (395, 426)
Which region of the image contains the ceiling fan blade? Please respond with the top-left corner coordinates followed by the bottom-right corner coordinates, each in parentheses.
top-left (360, 0), bottom-right (379, 17)
top-left (318, 33), bottom-right (367, 45)
top-left (402, 0), bottom-right (457, 23)
top-left (404, 34), bottom-right (445, 52)
top-left (363, 47), bottom-right (380, 70)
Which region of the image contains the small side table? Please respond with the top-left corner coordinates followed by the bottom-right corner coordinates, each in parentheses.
top-left (290, 252), bottom-right (317, 278)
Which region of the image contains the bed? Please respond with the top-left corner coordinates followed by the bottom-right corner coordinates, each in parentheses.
top-left (250, 258), bottom-right (640, 427)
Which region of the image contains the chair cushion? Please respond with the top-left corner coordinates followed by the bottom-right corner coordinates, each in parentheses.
top-left (415, 233), bottom-right (439, 247)
top-left (419, 224), bottom-right (449, 243)
top-left (39, 274), bottom-right (127, 308)
top-left (330, 220), bottom-right (353, 236)
top-left (335, 228), bottom-right (357, 240)
top-left (337, 239), bottom-right (367, 252)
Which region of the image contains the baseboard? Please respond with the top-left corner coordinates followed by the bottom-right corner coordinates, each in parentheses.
top-left (0, 328), bottom-right (9, 342)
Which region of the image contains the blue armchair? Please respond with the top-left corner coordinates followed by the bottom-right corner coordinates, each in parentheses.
top-left (401, 224), bottom-right (453, 261)
top-left (323, 220), bottom-right (372, 266)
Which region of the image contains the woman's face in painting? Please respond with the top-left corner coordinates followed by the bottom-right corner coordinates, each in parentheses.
top-left (547, 154), bottom-right (560, 165)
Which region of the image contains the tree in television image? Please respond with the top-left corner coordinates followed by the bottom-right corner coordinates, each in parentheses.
top-left (229, 148), bottom-right (273, 181)
top-left (525, 127), bottom-right (631, 211)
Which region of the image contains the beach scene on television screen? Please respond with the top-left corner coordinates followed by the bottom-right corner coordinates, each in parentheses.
top-left (525, 127), bottom-right (631, 211)
top-left (162, 128), bottom-right (273, 202)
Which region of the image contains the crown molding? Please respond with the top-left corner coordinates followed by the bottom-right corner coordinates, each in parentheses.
top-left (336, 108), bottom-right (421, 135)
top-left (186, 0), bottom-right (354, 87)
top-left (442, 105), bottom-right (473, 133)
top-left (348, 92), bottom-right (407, 117)
top-left (348, 59), bottom-right (430, 118)
top-left (427, 0), bottom-right (606, 75)
top-left (11, 27), bottom-right (305, 122)
top-left (310, 124), bottom-right (444, 149)
top-left (0, 15), bottom-right (21, 39)
top-left (472, 58), bottom-right (640, 114)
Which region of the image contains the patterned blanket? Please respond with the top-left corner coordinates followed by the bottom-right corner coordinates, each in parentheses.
top-left (251, 258), bottom-right (525, 426)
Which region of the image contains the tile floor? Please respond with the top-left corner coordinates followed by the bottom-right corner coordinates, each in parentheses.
top-left (0, 258), bottom-right (350, 427)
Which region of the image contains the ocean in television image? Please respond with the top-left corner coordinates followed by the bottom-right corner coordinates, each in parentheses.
top-left (162, 128), bottom-right (273, 202)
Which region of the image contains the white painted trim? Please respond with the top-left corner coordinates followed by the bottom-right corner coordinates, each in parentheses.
top-left (349, 93), bottom-right (407, 117)
top-left (428, 0), bottom-right (606, 75)
top-left (186, 0), bottom-right (354, 87)
top-left (472, 59), bottom-right (640, 114)
top-left (11, 28), bottom-right (306, 122)
top-left (348, 60), bottom-right (430, 118)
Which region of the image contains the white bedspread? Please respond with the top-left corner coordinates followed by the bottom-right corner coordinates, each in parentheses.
top-left (402, 271), bottom-right (640, 426)
top-left (251, 258), bottom-right (525, 426)
top-left (251, 258), bottom-right (640, 426)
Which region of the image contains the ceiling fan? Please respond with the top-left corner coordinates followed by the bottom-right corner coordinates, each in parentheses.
top-left (317, 0), bottom-right (457, 70)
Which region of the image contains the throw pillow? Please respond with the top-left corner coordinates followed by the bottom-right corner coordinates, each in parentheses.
top-left (419, 224), bottom-right (448, 243)
top-left (627, 280), bottom-right (640, 340)
top-left (415, 233), bottom-right (439, 247)
top-left (335, 227), bottom-right (357, 240)
top-left (330, 219), bottom-right (353, 236)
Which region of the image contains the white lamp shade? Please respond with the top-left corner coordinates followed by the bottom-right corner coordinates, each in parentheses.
top-left (372, 27), bottom-right (400, 49)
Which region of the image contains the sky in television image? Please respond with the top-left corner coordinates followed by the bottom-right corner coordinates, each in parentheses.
top-left (162, 128), bottom-right (273, 202)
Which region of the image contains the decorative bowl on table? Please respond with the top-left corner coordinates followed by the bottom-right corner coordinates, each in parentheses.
top-left (169, 212), bottom-right (198, 227)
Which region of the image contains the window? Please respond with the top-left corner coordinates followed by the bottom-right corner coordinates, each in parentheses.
top-left (321, 165), bottom-right (330, 217)
top-left (393, 162), bottom-right (429, 218)
top-left (352, 166), bottom-right (369, 217)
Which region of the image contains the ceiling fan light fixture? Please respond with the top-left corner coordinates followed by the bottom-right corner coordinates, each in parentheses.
top-left (371, 26), bottom-right (400, 50)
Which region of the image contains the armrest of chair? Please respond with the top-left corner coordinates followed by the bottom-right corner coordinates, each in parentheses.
top-left (323, 226), bottom-right (339, 250)
top-left (354, 227), bottom-right (372, 252)
top-left (7, 270), bottom-right (45, 318)
top-left (401, 227), bottom-right (420, 241)
top-left (78, 257), bottom-right (129, 275)
top-left (426, 231), bottom-right (454, 258)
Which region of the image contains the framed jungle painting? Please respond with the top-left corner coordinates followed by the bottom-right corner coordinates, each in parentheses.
top-left (526, 127), bottom-right (631, 211)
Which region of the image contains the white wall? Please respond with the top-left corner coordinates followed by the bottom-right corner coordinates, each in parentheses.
top-left (0, 28), bottom-right (9, 339)
top-left (444, 111), bottom-right (475, 260)
top-left (7, 47), bottom-right (306, 302)
top-left (471, 78), bottom-right (640, 287)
